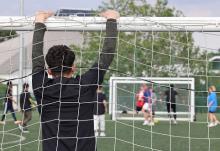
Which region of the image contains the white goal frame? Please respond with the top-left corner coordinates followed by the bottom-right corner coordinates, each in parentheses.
top-left (1, 16), bottom-right (220, 31)
top-left (109, 77), bottom-right (195, 122)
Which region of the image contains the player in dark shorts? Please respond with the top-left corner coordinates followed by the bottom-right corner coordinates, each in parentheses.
top-left (0, 81), bottom-right (20, 125)
top-left (93, 86), bottom-right (107, 137)
top-left (165, 84), bottom-right (178, 124)
top-left (19, 83), bottom-right (32, 133)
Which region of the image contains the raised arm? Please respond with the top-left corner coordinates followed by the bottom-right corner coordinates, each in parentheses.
top-left (32, 11), bottom-right (53, 74)
top-left (96, 10), bottom-right (119, 70)
top-left (82, 10), bottom-right (119, 84)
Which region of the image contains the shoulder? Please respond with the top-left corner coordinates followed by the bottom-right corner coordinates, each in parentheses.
top-left (99, 92), bottom-right (105, 97)
top-left (100, 92), bottom-right (105, 95)
top-left (212, 92), bottom-right (217, 97)
top-left (210, 92), bottom-right (215, 96)
top-left (102, 93), bottom-right (106, 97)
top-left (209, 93), bottom-right (215, 99)
top-left (20, 93), bottom-right (25, 98)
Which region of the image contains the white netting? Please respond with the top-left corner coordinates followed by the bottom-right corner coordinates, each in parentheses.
top-left (0, 15), bottom-right (219, 151)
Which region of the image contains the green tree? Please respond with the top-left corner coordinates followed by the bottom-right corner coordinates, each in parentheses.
top-left (71, 0), bottom-right (206, 78)
top-left (0, 30), bottom-right (17, 42)
top-left (70, 0), bottom-right (215, 112)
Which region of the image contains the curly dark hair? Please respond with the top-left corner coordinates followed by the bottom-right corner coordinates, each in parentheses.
top-left (45, 45), bottom-right (75, 74)
top-left (170, 84), bottom-right (174, 88)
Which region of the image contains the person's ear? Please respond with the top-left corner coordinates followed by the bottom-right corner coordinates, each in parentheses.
top-left (48, 69), bottom-right (53, 75)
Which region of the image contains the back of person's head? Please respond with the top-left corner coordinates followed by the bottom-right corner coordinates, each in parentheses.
top-left (23, 83), bottom-right (29, 92)
top-left (7, 81), bottom-right (12, 89)
top-left (6, 81), bottom-right (12, 92)
top-left (142, 84), bottom-right (148, 90)
top-left (170, 84), bottom-right (174, 88)
top-left (7, 81), bottom-right (12, 86)
top-left (46, 45), bottom-right (75, 76)
top-left (209, 85), bottom-right (216, 92)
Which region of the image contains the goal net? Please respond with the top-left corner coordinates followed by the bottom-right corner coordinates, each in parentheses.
top-left (0, 15), bottom-right (219, 151)
top-left (109, 77), bottom-right (195, 122)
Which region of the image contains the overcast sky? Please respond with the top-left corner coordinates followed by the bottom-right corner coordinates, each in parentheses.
top-left (0, 0), bottom-right (220, 50)
top-left (0, 0), bottom-right (219, 17)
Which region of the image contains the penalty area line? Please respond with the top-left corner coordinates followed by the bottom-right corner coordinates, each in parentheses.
top-left (0, 132), bottom-right (26, 145)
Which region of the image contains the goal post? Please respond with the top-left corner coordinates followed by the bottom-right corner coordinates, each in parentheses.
top-left (1, 16), bottom-right (220, 31)
top-left (109, 77), bottom-right (195, 122)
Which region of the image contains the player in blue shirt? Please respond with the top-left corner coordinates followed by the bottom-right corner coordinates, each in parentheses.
top-left (207, 86), bottom-right (219, 127)
top-left (142, 84), bottom-right (154, 126)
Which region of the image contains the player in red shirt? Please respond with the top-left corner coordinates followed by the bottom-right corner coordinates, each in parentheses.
top-left (135, 85), bottom-right (145, 113)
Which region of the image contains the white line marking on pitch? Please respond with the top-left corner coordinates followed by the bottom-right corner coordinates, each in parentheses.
top-left (0, 132), bottom-right (26, 145)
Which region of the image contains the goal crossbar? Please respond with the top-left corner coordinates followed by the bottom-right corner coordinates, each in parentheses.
top-left (1, 16), bottom-right (220, 31)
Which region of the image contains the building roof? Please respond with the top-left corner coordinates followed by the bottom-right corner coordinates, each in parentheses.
top-left (55, 8), bottom-right (95, 16)
top-left (209, 56), bottom-right (220, 62)
top-left (0, 31), bottom-right (83, 74)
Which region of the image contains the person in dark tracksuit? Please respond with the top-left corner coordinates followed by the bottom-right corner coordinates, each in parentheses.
top-left (165, 84), bottom-right (178, 124)
top-left (19, 83), bottom-right (32, 133)
top-left (32, 10), bottom-right (119, 151)
top-left (0, 81), bottom-right (20, 125)
top-left (93, 86), bottom-right (107, 137)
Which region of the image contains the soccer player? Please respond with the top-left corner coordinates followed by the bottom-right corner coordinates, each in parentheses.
top-left (135, 85), bottom-right (145, 113)
top-left (93, 86), bottom-right (107, 137)
top-left (32, 10), bottom-right (119, 151)
top-left (142, 84), bottom-right (154, 126)
top-left (19, 83), bottom-right (32, 133)
top-left (207, 85), bottom-right (219, 127)
top-left (164, 84), bottom-right (178, 124)
top-left (149, 87), bottom-right (157, 123)
top-left (0, 81), bottom-right (20, 125)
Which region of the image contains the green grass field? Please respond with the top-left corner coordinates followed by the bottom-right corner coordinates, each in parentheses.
top-left (0, 111), bottom-right (220, 151)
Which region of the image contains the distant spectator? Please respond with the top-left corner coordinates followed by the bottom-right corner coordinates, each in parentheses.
top-left (0, 81), bottom-right (20, 125)
top-left (19, 83), bottom-right (33, 133)
top-left (207, 85), bottom-right (220, 128)
top-left (164, 84), bottom-right (178, 124)
top-left (93, 86), bottom-right (107, 137)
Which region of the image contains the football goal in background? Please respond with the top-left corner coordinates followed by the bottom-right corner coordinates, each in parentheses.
top-left (109, 77), bottom-right (195, 122)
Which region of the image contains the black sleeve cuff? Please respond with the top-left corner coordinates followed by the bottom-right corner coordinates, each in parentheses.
top-left (107, 18), bottom-right (117, 22)
top-left (35, 22), bottom-right (47, 31)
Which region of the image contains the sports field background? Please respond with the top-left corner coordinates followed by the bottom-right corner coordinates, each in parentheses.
top-left (0, 111), bottom-right (220, 151)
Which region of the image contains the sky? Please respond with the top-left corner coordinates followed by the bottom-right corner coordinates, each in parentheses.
top-left (0, 0), bottom-right (220, 51)
top-left (0, 0), bottom-right (219, 17)
top-left (164, 0), bottom-right (220, 17)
